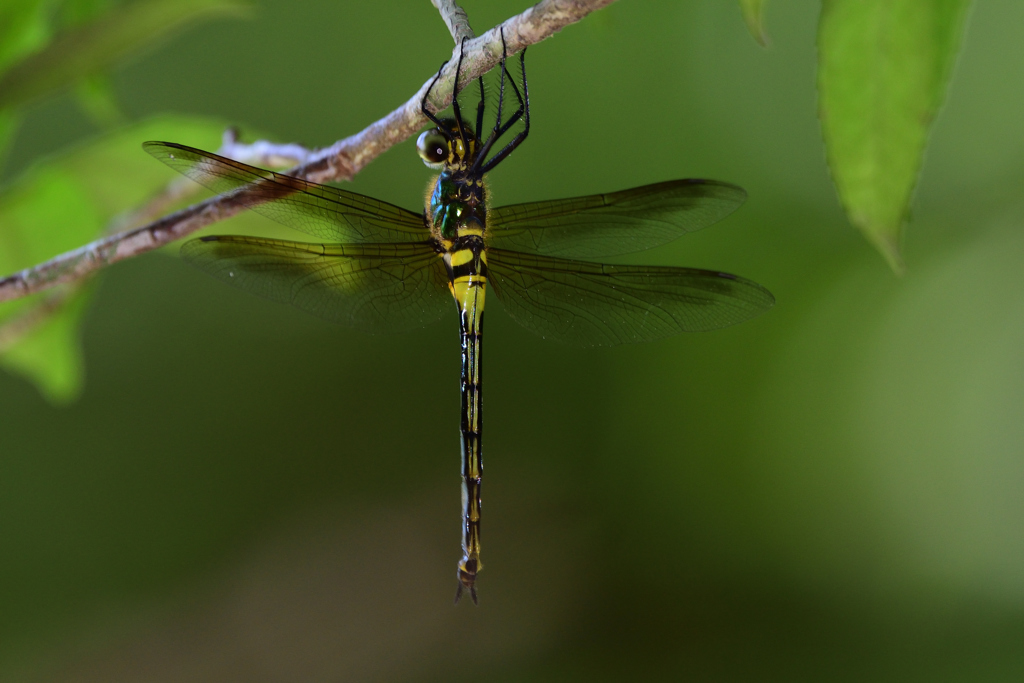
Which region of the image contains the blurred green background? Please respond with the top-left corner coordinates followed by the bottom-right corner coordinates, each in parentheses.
top-left (3, 0), bottom-right (1024, 680)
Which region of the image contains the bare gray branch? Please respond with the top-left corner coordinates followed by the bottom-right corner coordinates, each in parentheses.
top-left (218, 127), bottom-right (318, 168)
top-left (432, 0), bottom-right (475, 44)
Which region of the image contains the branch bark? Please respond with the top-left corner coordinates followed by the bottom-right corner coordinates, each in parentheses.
top-left (432, 0), bottom-right (475, 44)
top-left (0, 0), bottom-right (618, 305)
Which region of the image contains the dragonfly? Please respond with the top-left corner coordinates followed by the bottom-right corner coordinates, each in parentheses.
top-left (144, 37), bottom-right (773, 604)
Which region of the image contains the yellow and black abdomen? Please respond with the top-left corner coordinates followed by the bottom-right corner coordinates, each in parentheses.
top-left (430, 166), bottom-right (491, 603)
top-left (442, 233), bottom-right (488, 603)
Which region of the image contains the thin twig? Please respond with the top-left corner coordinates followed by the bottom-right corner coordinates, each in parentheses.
top-left (109, 128), bottom-right (307, 235)
top-left (0, 0), bottom-right (617, 305)
top-left (432, 0), bottom-right (475, 44)
top-left (107, 176), bottom-right (199, 234)
top-left (217, 127), bottom-right (318, 169)
top-left (0, 102), bottom-right (324, 346)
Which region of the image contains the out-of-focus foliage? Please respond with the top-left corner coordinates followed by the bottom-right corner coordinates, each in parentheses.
top-left (818, 0), bottom-right (972, 272)
top-left (0, 0), bottom-right (49, 165)
top-left (739, 0), bottom-right (769, 47)
top-left (0, 1), bottom-right (51, 74)
top-left (0, 0), bottom-right (249, 401)
top-left (0, 0), bottom-right (250, 112)
top-left (0, 117), bottom-right (226, 401)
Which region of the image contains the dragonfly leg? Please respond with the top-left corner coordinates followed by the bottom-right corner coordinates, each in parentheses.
top-left (422, 59), bottom-right (451, 130)
top-left (450, 37), bottom-right (471, 151)
top-left (472, 28), bottom-right (509, 167)
top-left (474, 56), bottom-right (526, 171)
top-left (479, 47), bottom-right (529, 173)
top-left (492, 62), bottom-right (525, 138)
top-left (474, 75), bottom-right (486, 142)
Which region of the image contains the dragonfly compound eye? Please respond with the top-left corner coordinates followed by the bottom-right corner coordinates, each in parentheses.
top-left (417, 130), bottom-right (449, 167)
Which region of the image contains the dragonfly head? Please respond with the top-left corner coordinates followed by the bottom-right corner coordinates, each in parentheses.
top-left (417, 117), bottom-right (480, 171)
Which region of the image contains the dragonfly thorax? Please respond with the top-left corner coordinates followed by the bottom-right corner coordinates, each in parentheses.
top-left (418, 115), bottom-right (490, 241)
top-left (427, 171), bottom-right (488, 241)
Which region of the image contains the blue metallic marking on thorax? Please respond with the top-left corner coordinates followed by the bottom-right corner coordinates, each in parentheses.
top-left (430, 171), bottom-right (487, 240)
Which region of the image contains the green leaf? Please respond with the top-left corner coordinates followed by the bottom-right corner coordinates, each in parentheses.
top-left (58, 0), bottom-right (117, 28)
top-left (818, 0), bottom-right (972, 273)
top-left (0, 115), bottom-right (228, 402)
top-left (75, 73), bottom-right (125, 128)
top-left (0, 0), bottom-right (52, 75)
top-left (739, 0), bottom-right (769, 47)
top-left (0, 0), bottom-right (251, 111)
top-left (0, 285), bottom-right (94, 404)
top-left (0, 168), bottom-right (101, 403)
top-left (0, 109), bottom-right (22, 170)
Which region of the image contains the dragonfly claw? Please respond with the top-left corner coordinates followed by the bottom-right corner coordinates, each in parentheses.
top-left (455, 562), bottom-right (479, 605)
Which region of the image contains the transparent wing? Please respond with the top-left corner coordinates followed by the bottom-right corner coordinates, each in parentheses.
top-left (145, 141), bottom-right (428, 243)
top-left (182, 236), bottom-right (452, 333)
top-left (487, 248), bottom-right (773, 347)
top-left (486, 180), bottom-right (746, 258)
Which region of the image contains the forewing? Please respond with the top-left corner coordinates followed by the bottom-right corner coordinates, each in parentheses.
top-left (487, 248), bottom-right (773, 347)
top-left (145, 141), bottom-right (427, 243)
top-left (486, 180), bottom-right (746, 258)
top-left (182, 236), bottom-right (451, 333)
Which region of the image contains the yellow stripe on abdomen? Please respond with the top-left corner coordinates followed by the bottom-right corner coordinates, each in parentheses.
top-left (451, 255), bottom-right (487, 603)
top-left (449, 275), bottom-right (487, 319)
